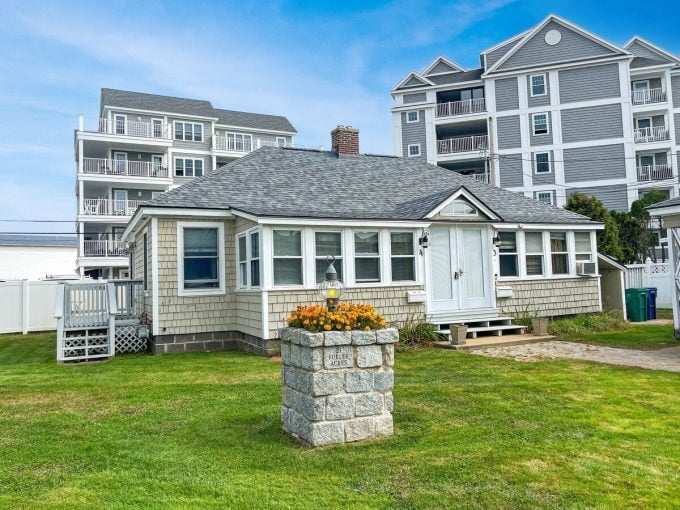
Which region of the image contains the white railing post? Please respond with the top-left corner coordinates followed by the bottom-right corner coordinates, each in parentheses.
top-left (21, 279), bottom-right (29, 335)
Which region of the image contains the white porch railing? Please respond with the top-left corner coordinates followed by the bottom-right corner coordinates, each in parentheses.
top-left (437, 135), bottom-right (488, 155)
top-left (467, 172), bottom-right (489, 183)
top-left (82, 198), bottom-right (145, 216)
top-left (436, 98), bottom-right (486, 117)
top-left (83, 240), bottom-right (126, 257)
top-left (634, 126), bottom-right (670, 143)
top-left (637, 164), bottom-right (673, 182)
top-left (82, 157), bottom-right (169, 178)
top-left (632, 88), bottom-right (666, 105)
top-left (84, 118), bottom-right (169, 139)
top-left (213, 134), bottom-right (253, 152)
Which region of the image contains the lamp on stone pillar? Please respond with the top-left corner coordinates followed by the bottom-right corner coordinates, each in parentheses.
top-left (318, 256), bottom-right (345, 311)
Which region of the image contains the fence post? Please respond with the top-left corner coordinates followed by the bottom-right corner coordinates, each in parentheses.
top-left (21, 279), bottom-right (29, 335)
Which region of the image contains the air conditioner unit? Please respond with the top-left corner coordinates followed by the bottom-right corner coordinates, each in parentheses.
top-left (576, 261), bottom-right (597, 275)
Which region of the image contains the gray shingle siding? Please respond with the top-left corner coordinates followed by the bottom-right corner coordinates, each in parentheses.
top-left (563, 144), bottom-right (626, 183)
top-left (531, 150), bottom-right (555, 185)
top-left (567, 184), bottom-right (629, 211)
top-left (530, 111), bottom-right (553, 146)
top-left (403, 92), bottom-right (427, 104)
top-left (494, 77), bottom-right (519, 111)
top-left (527, 73), bottom-right (550, 107)
top-left (499, 156), bottom-right (524, 188)
top-left (672, 76), bottom-right (680, 108)
top-left (559, 63), bottom-right (621, 103)
top-left (497, 20), bottom-right (618, 71)
top-left (496, 116), bottom-right (521, 149)
top-left (486, 39), bottom-right (519, 70)
top-left (401, 111), bottom-right (426, 158)
top-left (561, 104), bottom-right (623, 143)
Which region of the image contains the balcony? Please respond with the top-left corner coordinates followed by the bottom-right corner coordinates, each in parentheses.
top-left (437, 135), bottom-right (488, 155)
top-left (82, 158), bottom-right (169, 178)
top-left (467, 172), bottom-right (489, 184)
top-left (82, 198), bottom-right (145, 217)
top-left (436, 98), bottom-right (486, 118)
top-left (634, 126), bottom-right (670, 144)
top-left (637, 164), bottom-right (673, 182)
top-left (214, 135), bottom-right (253, 152)
top-left (632, 88), bottom-right (666, 106)
top-left (83, 240), bottom-right (126, 257)
top-left (81, 117), bottom-right (169, 139)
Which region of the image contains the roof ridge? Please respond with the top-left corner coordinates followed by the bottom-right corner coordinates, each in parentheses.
top-left (101, 87), bottom-right (213, 105)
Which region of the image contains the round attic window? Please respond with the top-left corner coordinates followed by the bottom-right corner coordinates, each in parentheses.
top-left (544, 29), bottom-right (562, 46)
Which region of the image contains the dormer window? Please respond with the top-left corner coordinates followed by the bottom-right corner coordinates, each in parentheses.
top-left (441, 199), bottom-right (477, 217)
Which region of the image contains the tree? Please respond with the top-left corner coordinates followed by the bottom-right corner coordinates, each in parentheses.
top-left (628, 190), bottom-right (669, 262)
top-left (565, 193), bottom-right (624, 260)
top-left (610, 210), bottom-right (647, 264)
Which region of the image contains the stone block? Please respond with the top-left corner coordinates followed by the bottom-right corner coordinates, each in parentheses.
top-left (356, 345), bottom-right (382, 368)
top-left (355, 392), bottom-right (383, 417)
top-left (280, 342), bottom-right (291, 363)
top-left (374, 413), bottom-right (394, 437)
top-left (164, 343), bottom-right (185, 354)
top-left (284, 366), bottom-right (312, 393)
top-left (376, 328), bottom-right (399, 344)
top-left (345, 417), bottom-right (375, 442)
top-left (374, 369), bottom-right (394, 391)
top-left (300, 347), bottom-right (323, 371)
top-left (383, 345), bottom-right (394, 366)
top-left (279, 327), bottom-right (295, 342)
top-left (345, 371), bottom-right (373, 393)
top-left (308, 421), bottom-right (345, 447)
top-left (384, 392), bottom-right (394, 412)
top-left (351, 330), bottom-right (376, 346)
top-left (326, 394), bottom-right (355, 420)
top-left (325, 331), bottom-right (351, 346)
top-left (324, 345), bottom-right (353, 369)
top-left (290, 343), bottom-right (303, 367)
top-left (293, 391), bottom-right (325, 421)
top-left (282, 386), bottom-right (294, 407)
top-left (311, 372), bottom-right (344, 396)
top-left (298, 330), bottom-right (324, 348)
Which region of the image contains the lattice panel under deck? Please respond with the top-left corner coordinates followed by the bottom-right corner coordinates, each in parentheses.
top-left (115, 325), bottom-right (148, 354)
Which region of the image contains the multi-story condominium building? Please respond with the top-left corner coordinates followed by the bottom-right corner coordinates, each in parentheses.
top-left (75, 88), bottom-right (297, 279)
top-left (391, 15), bottom-right (680, 216)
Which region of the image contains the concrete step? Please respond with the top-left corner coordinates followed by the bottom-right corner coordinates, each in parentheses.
top-left (435, 333), bottom-right (554, 350)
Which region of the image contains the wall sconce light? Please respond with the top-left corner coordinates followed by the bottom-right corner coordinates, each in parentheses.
top-left (418, 229), bottom-right (430, 249)
top-left (492, 234), bottom-right (503, 247)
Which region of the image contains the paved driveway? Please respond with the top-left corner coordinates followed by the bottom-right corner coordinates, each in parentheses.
top-left (471, 341), bottom-right (680, 373)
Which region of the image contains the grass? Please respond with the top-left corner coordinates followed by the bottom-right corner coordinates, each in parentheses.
top-left (658, 308), bottom-right (673, 321)
top-left (1, 333), bottom-right (680, 509)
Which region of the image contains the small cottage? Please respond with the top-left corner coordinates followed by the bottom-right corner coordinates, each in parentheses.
top-left (121, 127), bottom-right (603, 355)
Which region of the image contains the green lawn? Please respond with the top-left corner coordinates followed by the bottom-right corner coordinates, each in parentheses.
top-left (558, 324), bottom-right (679, 350)
top-left (657, 308), bottom-right (674, 321)
top-left (2, 333), bottom-right (680, 509)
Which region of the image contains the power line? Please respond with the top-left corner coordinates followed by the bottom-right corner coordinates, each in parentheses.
top-left (0, 219), bottom-right (75, 223)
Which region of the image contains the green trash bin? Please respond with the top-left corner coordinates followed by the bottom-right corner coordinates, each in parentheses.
top-left (625, 288), bottom-right (648, 322)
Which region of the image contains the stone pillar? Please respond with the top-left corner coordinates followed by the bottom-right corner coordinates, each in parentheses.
top-left (279, 327), bottom-right (398, 447)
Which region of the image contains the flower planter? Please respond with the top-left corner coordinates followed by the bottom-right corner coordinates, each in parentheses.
top-left (532, 318), bottom-right (549, 336)
top-left (449, 325), bottom-right (468, 345)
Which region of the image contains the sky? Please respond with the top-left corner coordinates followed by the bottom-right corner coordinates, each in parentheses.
top-left (1, 0), bottom-right (679, 234)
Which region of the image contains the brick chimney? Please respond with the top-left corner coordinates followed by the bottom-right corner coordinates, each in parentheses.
top-left (331, 125), bottom-right (359, 157)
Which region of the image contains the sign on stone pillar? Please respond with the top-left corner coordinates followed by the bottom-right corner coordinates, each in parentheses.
top-left (279, 327), bottom-right (398, 447)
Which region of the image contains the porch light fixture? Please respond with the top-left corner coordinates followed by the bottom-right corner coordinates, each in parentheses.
top-left (318, 256), bottom-right (345, 312)
top-left (418, 229), bottom-right (430, 249)
top-left (492, 235), bottom-right (503, 247)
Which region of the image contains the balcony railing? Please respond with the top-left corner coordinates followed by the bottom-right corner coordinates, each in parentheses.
top-left (213, 135), bottom-right (253, 152)
top-left (637, 164), bottom-right (673, 182)
top-left (82, 198), bottom-right (145, 216)
top-left (437, 135), bottom-right (488, 155)
top-left (82, 157), bottom-right (169, 178)
top-left (634, 126), bottom-right (670, 143)
top-left (82, 117), bottom-right (169, 139)
top-left (436, 98), bottom-right (486, 118)
top-left (632, 88), bottom-right (666, 105)
top-left (83, 240), bottom-right (126, 257)
top-left (465, 172), bottom-right (489, 184)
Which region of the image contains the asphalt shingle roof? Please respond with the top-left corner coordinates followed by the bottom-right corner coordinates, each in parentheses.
top-left (647, 197), bottom-right (680, 210)
top-left (146, 147), bottom-right (595, 225)
top-left (100, 89), bottom-right (296, 133)
top-left (426, 68), bottom-right (484, 85)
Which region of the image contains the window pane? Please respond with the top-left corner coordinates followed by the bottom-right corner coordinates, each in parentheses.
top-left (243, 135), bottom-right (252, 151)
top-left (315, 232), bottom-right (341, 256)
top-left (184, 228), bottom-right (217, 257)
top-left (185, 159), bottom-right (193, 177)
top-left (250, 232), bottom-right (259, 258)
top-left (499, 232), bottom-right (516, 252)
top-left (552, 254), bottom-right (569, 274)
top-left (175, 159), bottom-right (184, 176)
top-left (238, 236), bottom-right (247, 262)
top-left (273, 230), bottom-right (301, 256)
top-left (392, 257), bottom-right (415, 281)
top-left (175, 123), bottom-right (183, 140)
top-left (239, 261), bottom-right (247, 287)
top-left (535, 153), bottom-right (550, 173)
top-left (576, 254), bottom-right (591, 261)
top-left (250, 259), bottom-right (260, 287)
top-left (391, 232), bottom-right (414, 255)
top-left (184, 258), bottom-right (218, 288)
top-left (525, 232), bottom-right (543, 253)
top-left (184, 123), bottom-right (192, 140)
top-left (194, 159), bottom-right (203, 177)
top-left (274, 259), bottom-right (302, 285)
top-left (575, 232), bottom-right (591, 252)
top-left (550, 232), bottom-right (567, 252)
top-left (316, 258), bottom-right (343, 283)
top-left (355, 258), bottom-right (380, 282)
top-left (194, 124), bottom-right (202, 142)
top-left (526, 255), bottom-right (544, 275)
top-left (500, 255), bottom-right (518, 277)
top-left (355, 231), bottom-right (379, 254)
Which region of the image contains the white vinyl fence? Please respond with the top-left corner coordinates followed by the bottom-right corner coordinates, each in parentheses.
top-left (0, 280), bottom-right (63, 334)
top-left (625, 260), bottom-right (672, 308)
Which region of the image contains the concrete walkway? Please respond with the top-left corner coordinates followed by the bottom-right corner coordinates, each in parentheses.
top-left (470, 341), bottom-right (680, 373)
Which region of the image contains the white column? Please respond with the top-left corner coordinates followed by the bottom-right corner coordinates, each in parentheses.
top-left (424, 106), bottom-right (436, 164)
top-left (671, 227), bottom-right (680, 337)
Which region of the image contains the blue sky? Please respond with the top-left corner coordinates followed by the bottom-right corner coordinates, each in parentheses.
top-left (1, 0), bottom-right (679, 233)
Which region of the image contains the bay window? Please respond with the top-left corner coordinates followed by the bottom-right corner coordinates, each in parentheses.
top-left (524, 232), bottom-right (544, 276)
top-left (499, 232), bottom-right (518, 277)
top-left (315, 232), bottom-right (343, 283)
top-left (574, 232), bottom-right (593, 261)
top-left (354, 231), bottom-right (380, 282)
top-left (273, 230), bottom-right (303, 286)
top-left (390, 232), bottom-right (415, 282)
top-left (550, 232), bottom-right (569, 274)
top-left (178, 222), bottom-right (224, 295)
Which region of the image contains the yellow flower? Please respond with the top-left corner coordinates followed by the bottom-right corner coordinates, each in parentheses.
top-left (324, 324), bottom-right (332, 331)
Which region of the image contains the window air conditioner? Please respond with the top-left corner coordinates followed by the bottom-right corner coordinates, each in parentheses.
top-left (576, 261), bottom-right (597, 275)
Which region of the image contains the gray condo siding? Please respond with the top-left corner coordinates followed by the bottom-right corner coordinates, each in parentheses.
top-left (561, 104), bottom-right (623, 143)
top-left (499, 156), bottom-right (524, 187)
top-left (494, 77), bottom-right (519, 111)
top-left (170, 153), bottom-right (213, 182)
top-left (672, 76), bottom-right (680, 108)
top-left (401, 111), bottom-right (427, 158)
top-left (563, 144), bottom-right (627, 183)
top-left (496, 115), bottom-right (521, 149)
top-left (675, 114), bottom-right (680, 143)
top-left (531, 150), bottom-right (555, 185)
top-left (559, 63), bottom-right (621, 103)
top-left (527, 73), bottom-right (551, 107)
top-left (109, 150), bottom-right (163, 162)
top-left (169, 117), bottom-right (213, 151)
top-left (497, 20), bottom-right (617, 71)
top-left (627, 41), bottom-right (665, 61)
top-left (403, 92), bottom-right (427, 104)
top-left (530, 111), bottom-right (553, 146)
top-left (486, 38), bottom-right (520, 70)
top-left (567, 184), bottom-right (629, 211)
top-left (429, 61), bottom-right (456, 74)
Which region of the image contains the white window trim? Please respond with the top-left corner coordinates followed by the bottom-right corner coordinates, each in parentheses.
top-left (406, 111), bottom-right (420, 123)
top-left (534, 152), bottom-right (552, 174)
top-left (176, 221), bottom-right (226, 297)
top-left (389, 231), bottom-right (417, 283)
top-left (632, 79), bottom-right (650, 91)
top-left (523, 231), bottom-right (545, 277)
top-left (114, 114), bottom-right (127, 135)
top-left (574, 231), bottom-right (594, 263)
top-left (498, 231), bottom-right (519, 278)
top-left (536, 191), bottom-right (554, 205)
top-left (529, 73), bottom-right (547, 97)
top-left (225, 132), bottom-right (253, 151)
top-left (173, 121), bottom-right (204, 142)
top-left (276, 136), bottom-right (287, 147)
top-left (174, 157), bottom-right (204, 177)
top-left (531, 112), bottom-right (550, 136)
top-left (407, 144), bottom-right (421, 157)
top-left (272, 228), bottom-right (305, 288)
top-left (313, 229), bottom-right (344, 284)
top-left (549, 231), bottom-right (570, 276)
top-left (353, 230), bottom-right (382, 284)
top-left (236, 227), bottom-right (261, 290)
top-left (440, 199), bottom-right (478, 217)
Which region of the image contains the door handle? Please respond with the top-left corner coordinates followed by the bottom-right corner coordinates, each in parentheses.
top-left (453, 271), bottom-right (459, 280)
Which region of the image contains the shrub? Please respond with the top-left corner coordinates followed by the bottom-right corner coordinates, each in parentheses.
top-left (548, 311), bottom-right (628, 336)
top-left (397, 315), bottom-right (444, 346)
top-left (286, 303), bottom-right (387, 333)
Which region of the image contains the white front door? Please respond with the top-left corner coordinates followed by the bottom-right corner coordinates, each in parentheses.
top-left (428, 225), bottom-right (492, 312)
top-left (113, 189), bottom-right (128, 215)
